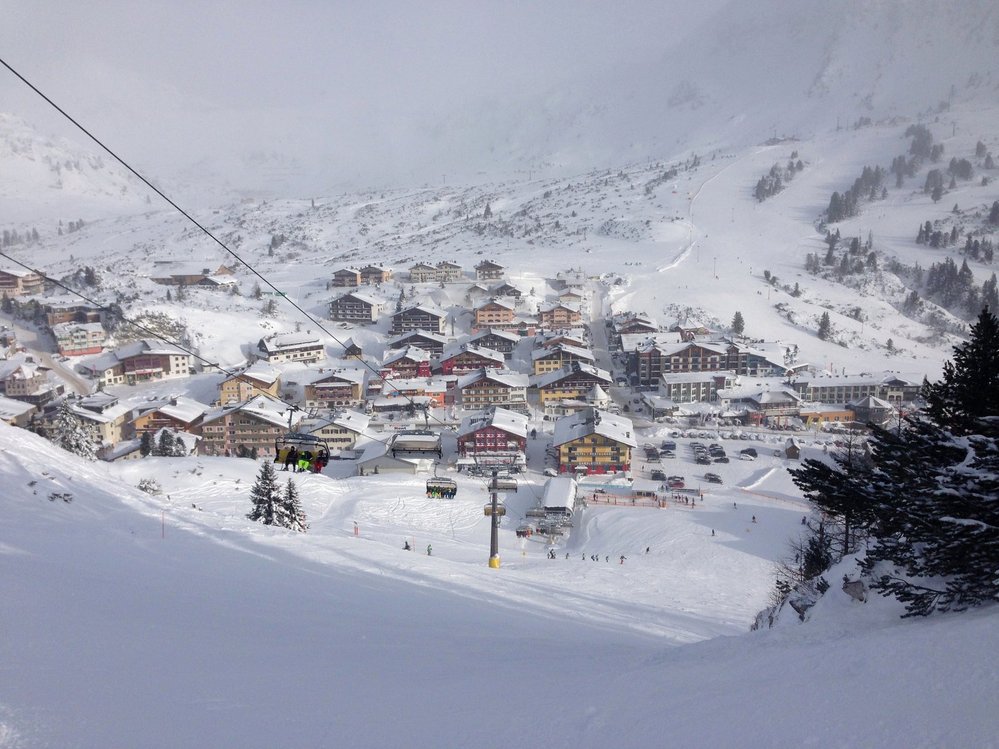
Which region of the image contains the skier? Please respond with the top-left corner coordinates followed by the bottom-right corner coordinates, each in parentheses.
top-left (404, 540), bottom-right (411, 551)
top-left (426, 544), bottom-right (432, 556)
top-left (620, 555), bottom-right (626, 565)
top-left (283, 446), bottom-right (298, 471)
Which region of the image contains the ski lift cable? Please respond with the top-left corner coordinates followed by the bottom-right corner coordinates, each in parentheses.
top-left (0, 55), bottom-right (452, 430)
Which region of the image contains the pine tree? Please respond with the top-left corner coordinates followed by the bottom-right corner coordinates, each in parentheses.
top-left (817, 311), bottom-right (832, 340)
top-left (731, 311), bottom-right (745, 336)
top-left (156, 430), bottom-right (175, 457)
top-left (278, 478), bottom-right (309, 532)
top-left (49, 400), bottom-right (98, 460)
top-left (793, 309), bottom-right (999, 616)
top-left (139, 431), bottom-right (153, 457)
top-left (247, 461), bottom-right (282, 526)
top-left (172, 436), bottom-right (187, 457)
top-left (922, 307), bottom-right (999, 435)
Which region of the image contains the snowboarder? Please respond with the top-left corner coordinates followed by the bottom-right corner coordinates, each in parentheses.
top-left (645, 546), bottom-right (650, 554)
top-left (404, 540), bottom-right (411, 551)
top-left (619, 555), bottom-right (626, 564)
top-left (426, 544), bottom-right (432, 556)
top-left (752, 515), bottom-right (757, 523)
top-left (711, 529), bottom-right (715, 536)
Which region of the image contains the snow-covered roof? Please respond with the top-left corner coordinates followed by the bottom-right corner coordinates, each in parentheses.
top-left (298, 409), bottom-right (371, 436)
top-left (456, 368), bottom-right (529, 390)
top-left (466, 328), bottom-right (520, 344)
top-left (382, 377), bottom-right (449, 394)
top-left (542, 476), bottom-right (577, 511)
top-left (531, 344), bottom-right (595, 362)
top-left (552, 407), bottom-right (637, 448)
top-left (226, 361), bottom-right (281, 386)
top-left (457, 407), bottom-right (529, 440)
top-left (115, 338), bottom-right (190, 360)
top-left (259, 331), bottom-right (324, 352)
top-left (201, 394), bottom-right (297, 429)
top-left (534, 362), bottom-right (612, 389)
top-left (51, 321), bottom-right (105, 334)
top-left (307, 367), bottom-right (368, 386)
top-left (155, 397), bottom-right (210, 423)
top-left (382, 346), bottom-right (431, 366)
top-left (0, 395), bottom-right (34, 420)
top-left (334, 291), bottom-right (381, 307)
top-left (388, 330), bottom-right (448, 347)
top-left (441, 343), bottom-right (505, 364)
top-left (397, 304), bottom-right (447, 319)
top-left (474, 297), bottom-right (515, 311)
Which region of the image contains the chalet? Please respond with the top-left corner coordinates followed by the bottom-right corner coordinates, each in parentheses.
top-left (659, 371), bottom-right (737, 403)
top-left (436, 261), bottom-right (464, 283)
top-left (51, 321), bottom-right (106, 356)
top-left (474, 260), bottom-right (505, 281)
top-left (195, 276), bottom-right (238, 291)
top-left (380, 376), bottom-right (450, 408)
top-left (849, 395), bottom-right (896, 426)
top-left (132, 396), bottom-right (209, 436)
top-left (44, 303), bottom-right (102, 326)
top-left (391, 304), bottom-right (447, 335)
top-left (538, 331), bottom-right (588, 350)
top-left (534, 362), bottom-right (613, 407)
top-left (463, 328), bottom-right (520, 356)
top-left (0, 268), bottom-right (46, 297)
top-left (465, 283), bottom-right (491, 300)
top-left (456, 369), bottom-right (529, 412)
top-left (471, 298), bottom-right (515, 329)
top-left (538, 301), bottom-right (582, 329)
top-left (79, 339), bottom-right (192, 387)
top-left (150, 262), bottom-right (233, 286)
top-left (387, 330), bottom-right (448, 357)
top-left (531, 344), bottom-right (595, 376)
top-left (554, 268), bottom-right (587, 288)
top-left (798, 404), bottom-right (855, 427)
top-left (257, 331), bottom-right (325, 364)
top-left (329, 291), bottom-right (382, 324)
top-left (789, 373), bottom-right (922, 406)
top-left (303, 368), bottom-right (367, 408)
top-left (342, 338), bottom-right (364, 360)
top-left (615, 316), bottom-right (658, 336)
top-left (490, 282), bottom-right (523, 299)
top-left (197, 395), bottom-right (299, 457)
top-left (298, 409), bottom-right (370, 451)
top-left (457, 407), bottom-right (528, 464)
top-left (331, 268), bottom-right (361, 287)
top-left (408, 263), bottom-right (439, 283)
top-left (439, 343), bottom-right (505, 375)
top-left (217, 362), bottom-right (281, 405)
top-left (557, 289), bottom-right (584, 306)
top-left (552, 407), bottom-right (636, 474)
top-left (359, 265), bottom-right (392, 285)
top-left (0, 394), bottom-right (35, 426)
top-left (68, 393), bottom-right (132, 447)
top-left (631, 340), bottom-right (786, 386)
top-left (381, 346), bottom-right (433, 379)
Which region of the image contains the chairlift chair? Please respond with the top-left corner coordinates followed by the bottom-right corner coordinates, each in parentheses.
top-left (274, 432), bottom-right (331, 465)
top-left (426, 477), bottom-right (457, 499)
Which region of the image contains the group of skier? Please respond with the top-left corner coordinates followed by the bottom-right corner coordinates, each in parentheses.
top-left (276, 446), bottom-right (329, 474)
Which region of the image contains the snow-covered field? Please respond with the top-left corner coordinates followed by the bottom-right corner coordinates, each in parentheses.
top-left (3, 421), bottom-right (999, 748)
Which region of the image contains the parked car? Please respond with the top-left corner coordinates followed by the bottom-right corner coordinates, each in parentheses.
top-left (651, 470), bottom-right (667, 481)
top-left (704, 472), bottom-right (723, 484)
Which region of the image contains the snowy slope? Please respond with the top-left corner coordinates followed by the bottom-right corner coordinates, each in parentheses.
top-left (3, 420), bottom-right (999, 747)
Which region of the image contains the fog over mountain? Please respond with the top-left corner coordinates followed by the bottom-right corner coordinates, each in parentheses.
top-left (3, 0), bottom-right (996, 199)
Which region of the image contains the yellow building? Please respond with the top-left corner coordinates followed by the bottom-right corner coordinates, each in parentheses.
top-left (217, 362), bottom-right (281, 405)
top-left (553, 407), bottom-right (636, 474)
top-left (534, 363), bottom-right (612, 406)
top-left (531, 344), bottom-right (595, 376)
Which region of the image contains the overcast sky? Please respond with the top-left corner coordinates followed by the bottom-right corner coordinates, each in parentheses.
top-left (0, 1), bottom-right (728, 195)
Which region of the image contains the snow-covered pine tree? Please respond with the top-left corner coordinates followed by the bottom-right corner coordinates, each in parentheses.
top-left (156, 430), bottom-right (175, 457)
top-left (49, 400), bottom-right (98, 460)
top-left (277, 478), bottom-right (309, 533)
top-left (172, 436), bottom-right (187, 457)
top-left (139, 431), bottom-right (153, 457)
top-left (247, 461), bottom-right (281, 526)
